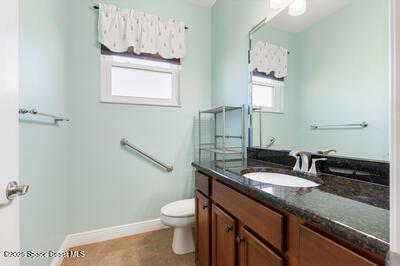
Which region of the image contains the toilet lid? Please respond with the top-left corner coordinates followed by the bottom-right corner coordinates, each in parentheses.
top-left (161, 198), bottom-right (195, 218)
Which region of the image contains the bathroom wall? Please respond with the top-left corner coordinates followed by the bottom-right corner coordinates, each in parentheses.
top-left (19, 0), bottom-right (70, 265)
top-left (66, 0), bottom-right (211, 233)
top-left (19, 0), bottom-right (211, 258)
top-left (252, 27), bottom-right (300, 149)
top-left (211, 0), bottom-right (271, 149)
top-left (295, 0), bottom-right (389, 160)
top-left (212, 0), bottom-right (389, 160)
top-left (211, 0), bottom-right (268, 107)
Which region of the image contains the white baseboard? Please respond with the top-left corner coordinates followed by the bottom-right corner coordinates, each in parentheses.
top-left (51, 237), bottom-right (70, 266)
top-left (51, 218), bottom-right (168, 266)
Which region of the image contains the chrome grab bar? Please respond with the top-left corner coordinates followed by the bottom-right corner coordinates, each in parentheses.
top-left (310, 122), bottom-right (368, 130)
top-left (120, 138), bottom-right (173, 172)
top-left (19, 108), bottom-right (69, 124)
top-left (265, 137), bottom-right (276, 149)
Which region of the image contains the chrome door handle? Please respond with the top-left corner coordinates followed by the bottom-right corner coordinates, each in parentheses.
top-left (6, 181), bottom-right (29, 200)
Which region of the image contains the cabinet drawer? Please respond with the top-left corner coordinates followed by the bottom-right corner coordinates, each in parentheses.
top-left (196, 171), bottom-right (211, 196)
top-left (299, 225), bottom-right (378, 266)
top-left (212, 180), bottom-right (283, 251)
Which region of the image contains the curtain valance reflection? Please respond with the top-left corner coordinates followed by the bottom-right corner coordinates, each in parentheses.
top-left (98, 3), bottom-right (186, 59)
top-left (251, 41), bottom-right (288, 78)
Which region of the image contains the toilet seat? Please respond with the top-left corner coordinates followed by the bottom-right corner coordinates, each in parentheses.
top-left (161, 198), bottom-right (194, 218)
top-left (160, 214), bottom-right (195, 228)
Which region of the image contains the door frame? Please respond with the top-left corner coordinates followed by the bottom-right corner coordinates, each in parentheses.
top-left (390, 0), bottom-right (400, 254)
top-left (0, 0), bottom-right (20, 265)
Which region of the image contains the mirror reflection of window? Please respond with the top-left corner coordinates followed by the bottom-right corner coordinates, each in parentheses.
top-left (248, 0), bottom-right (389, 161)
top-left (252, 75), bottom-right (283, 113)
top-left (252, 84), bottom-right (274, 108)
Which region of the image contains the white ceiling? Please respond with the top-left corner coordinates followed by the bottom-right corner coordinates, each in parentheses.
top-left (189, 0), bottom-right (217, 8)
top-left (267, 0), bottom-right (353, 33)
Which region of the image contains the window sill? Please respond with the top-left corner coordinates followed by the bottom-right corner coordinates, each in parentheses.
top-left (99, 100), bottom-right (182, 108)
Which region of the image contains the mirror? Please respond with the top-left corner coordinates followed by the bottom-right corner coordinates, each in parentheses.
top-left (249, 0), bottom-right (389, 161)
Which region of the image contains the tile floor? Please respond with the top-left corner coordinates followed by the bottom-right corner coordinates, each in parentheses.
top-left (61, 228), bottom-right (195, 266)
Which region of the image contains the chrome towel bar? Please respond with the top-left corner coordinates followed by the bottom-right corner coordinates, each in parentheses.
top-left (310, 122), bottom-right (368, 130)
top-left (19, 108), bottom-right (69, 124)
top-left (120, 138), bottom-right (173, 172)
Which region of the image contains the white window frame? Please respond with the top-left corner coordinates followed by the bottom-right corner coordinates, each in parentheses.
top-left (101, 54), bottom-right (181, 107)
top-left (252, 76), bottom-right (284, 113)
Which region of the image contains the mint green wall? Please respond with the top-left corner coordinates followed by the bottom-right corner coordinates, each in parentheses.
top-left (212, 0), bottom-right (389, 160)
top-left (20, 0), bottom-right (211, 261)
top-left (66, 0), bottom-right (211, 233)
top-left (252, 27), bottom-right (300, 149)
top-left (211, 0), bottom-right (267, 107)
top-left (19, 0), bottom-right (69, 265)
top-left (295, 0), bottom-right (389, 160)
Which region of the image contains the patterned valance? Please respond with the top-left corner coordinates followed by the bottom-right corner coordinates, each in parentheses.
top-left (251, 41), bottom-right (288, 78)
top-left (98, 4), bottom-right (186, 59)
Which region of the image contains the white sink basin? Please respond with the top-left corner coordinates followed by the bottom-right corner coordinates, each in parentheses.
top-left (243, 172), bottom-right (320, 188)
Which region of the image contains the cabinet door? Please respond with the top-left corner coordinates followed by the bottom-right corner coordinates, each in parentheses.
top-left (299, 226), bottom-right (378, 266)
top-left (238, 227), bottom-right (283, 266)
top-left (212, 204), bottom-right (236, 266)
top-left (196, 191), bottom-right (211, 266)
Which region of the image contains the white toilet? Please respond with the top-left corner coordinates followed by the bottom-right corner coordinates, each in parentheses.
top-left (160, 198), bottom-right (195, 255)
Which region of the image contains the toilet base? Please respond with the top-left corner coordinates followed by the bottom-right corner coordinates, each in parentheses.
top-left (172, 227), bottom-right (195, 255)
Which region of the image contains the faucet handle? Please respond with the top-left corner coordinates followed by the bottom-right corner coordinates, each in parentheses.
top-left (309, 158), bottom-right (327, 175)
top-left (317, 149), bottom-right (337, 155)
top-left (289, 151), bottom-right (301, 171)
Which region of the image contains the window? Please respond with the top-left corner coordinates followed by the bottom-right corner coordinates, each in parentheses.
top-left (101, 54), bottom-right (181, 106)
top-left (252, 75), bottom-right (284, 113)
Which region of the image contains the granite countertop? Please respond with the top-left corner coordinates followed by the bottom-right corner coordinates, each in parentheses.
top-left (192, 159), bottom-right (390, 257)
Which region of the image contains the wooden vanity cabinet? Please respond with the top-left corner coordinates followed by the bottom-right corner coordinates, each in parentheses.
top-left (212, 179), bottom-right (283, 252)
top-left (238, 227), bottom-right (284, 266)
top-left (194, 171), bottom-right (384, 266)
top-left (212, 204), bottom-right (236, 266)
top-left (195, 191), bottom-right (211, 266)
top-left (299, 225), bottom-right (378, 266)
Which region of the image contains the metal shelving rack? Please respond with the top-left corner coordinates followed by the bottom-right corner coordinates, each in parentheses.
top-left (198, 105), bottom-right (246, 162)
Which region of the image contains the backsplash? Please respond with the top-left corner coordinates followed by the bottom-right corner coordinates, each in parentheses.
top-left (247, 148), bottom-right (389, 186)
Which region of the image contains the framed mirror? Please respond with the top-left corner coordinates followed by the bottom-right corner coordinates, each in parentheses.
top-left (248, 0), bottom-right (389, 161)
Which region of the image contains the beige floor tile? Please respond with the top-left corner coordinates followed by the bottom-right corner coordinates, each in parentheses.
top-left (61, 228), bottom-right (195, 266)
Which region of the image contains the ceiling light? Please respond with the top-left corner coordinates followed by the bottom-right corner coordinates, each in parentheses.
top-left (270, 0), bottom-right (285, 10)
top-left (289, 0), bottom-right (306, 16)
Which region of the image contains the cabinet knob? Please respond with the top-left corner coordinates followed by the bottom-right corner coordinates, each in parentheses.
top-left (236, 236), bottom-right (244, 244)
top-left (202, 203), bottom-right (208, 209)
top-left (225, 226), bottom-right (233, 233)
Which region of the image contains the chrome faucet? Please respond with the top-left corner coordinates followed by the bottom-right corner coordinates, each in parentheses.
top-left (289, 151), bottom-right (312, 172)
top-left (309, 158), bottom-right (327, 175)
top-left (289, 151), bottom-right (301, 171)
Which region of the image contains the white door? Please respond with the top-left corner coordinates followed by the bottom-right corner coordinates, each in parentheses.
top-left (0, 1), bottom-right (21, 265)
